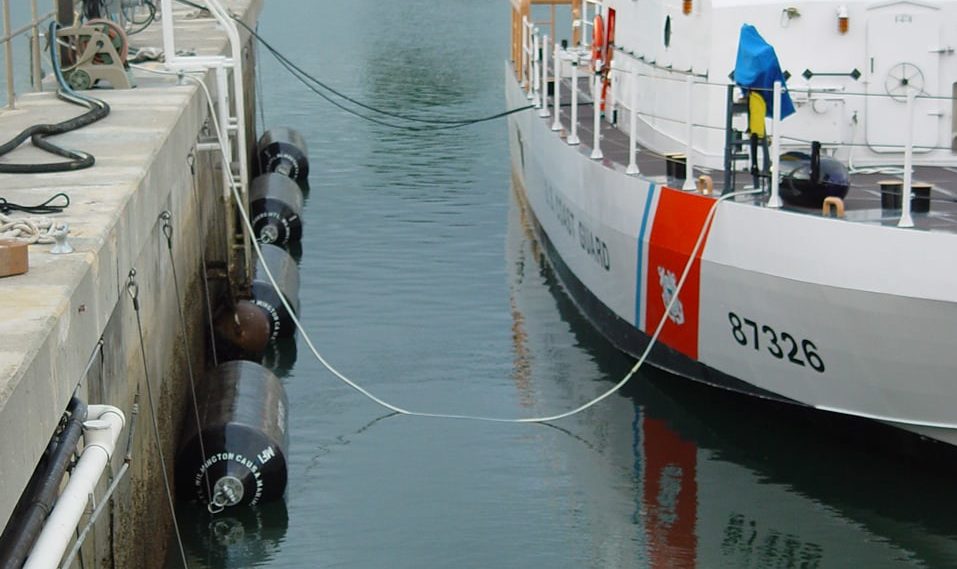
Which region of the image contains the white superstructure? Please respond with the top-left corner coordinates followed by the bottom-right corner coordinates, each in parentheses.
top-left (506, 0), bottom-right (957, 447)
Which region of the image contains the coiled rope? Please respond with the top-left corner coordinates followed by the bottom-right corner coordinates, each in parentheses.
top-left (0, 214), bottom-right (58, 244)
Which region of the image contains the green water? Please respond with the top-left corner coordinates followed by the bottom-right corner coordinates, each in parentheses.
top-left (171, 1), bottom-right (957, 567)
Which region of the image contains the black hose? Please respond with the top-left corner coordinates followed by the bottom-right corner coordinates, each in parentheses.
top-left (0, 192), bottom-right (70, 215)
top-left (0, 22), bottom-right (111, 174)
top-left (0, 397), bottom-right (87, 569)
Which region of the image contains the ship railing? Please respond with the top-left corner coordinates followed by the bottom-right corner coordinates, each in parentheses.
top-left (0, 0), bottom-right (55, 110)
top-left (535, 33), bottom-right (945, 228)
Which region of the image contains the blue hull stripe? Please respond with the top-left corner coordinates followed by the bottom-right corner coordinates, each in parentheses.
top-left (635, 183), bottom-right (656, 328)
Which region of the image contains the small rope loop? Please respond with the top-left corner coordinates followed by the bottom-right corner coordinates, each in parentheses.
top-left (126, 269), bottom-right (139, 307)
top-left (186, 151), bottom-right (196, 175)
top-left (159, 211), bottom-right (173, 246)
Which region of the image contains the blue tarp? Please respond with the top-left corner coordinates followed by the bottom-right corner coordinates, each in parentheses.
top-left (733, 24), bottom-right (795, 119)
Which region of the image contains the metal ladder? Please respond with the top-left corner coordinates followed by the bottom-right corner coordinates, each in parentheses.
top-left (723, 84), bottom-right (769, 194)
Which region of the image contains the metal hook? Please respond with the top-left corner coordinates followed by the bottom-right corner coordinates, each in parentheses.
top-left (159, 211), bottom-right (173, 245)
top-left (126, 269), bottom-right (139, 305)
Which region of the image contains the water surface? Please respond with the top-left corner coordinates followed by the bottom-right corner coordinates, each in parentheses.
top-left (173, 1), bottom-right (957, 567)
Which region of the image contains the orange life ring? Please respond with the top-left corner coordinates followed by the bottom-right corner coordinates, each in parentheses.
top-left (591, 14), bottom-right (605, 64)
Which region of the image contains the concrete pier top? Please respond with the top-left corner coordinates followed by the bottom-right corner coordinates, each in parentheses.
top-left (0, 0), bottom-right (261, 532)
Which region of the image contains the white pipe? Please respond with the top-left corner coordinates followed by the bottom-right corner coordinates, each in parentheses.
top-left (626, 67), bottom-right (639, 175)
top-left (767, 81), bottom-right (783, 207)
top-left (682, 75), bottom-right (696, 191)
top-left (24, 406), bottom-right (125, 569)
top-left (551, 43), bottom-right (562, 131)
top-left (163, 0), bottom-right (252, 282)
top-left (568, 56), bottom-right (580, 145)
top-left (579, 7), bottom-right (586, 48)
top-left (539, 34), bottom-right (550, 118)
top-left (899, 90), bottom-right (915, 228)
top-left (590, 72), bottom-right (603, 160)
top-left (160, 0), bottom-right (175, 68)
top-left (532, 32), bottom-right (540, 108)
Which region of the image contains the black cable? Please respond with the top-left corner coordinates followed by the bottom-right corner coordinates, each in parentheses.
top-left (0, 22), bottom-right (111, 174)
top-left (238, 17), bottom-right (534, 128)
top-left (0, 192), bottom-right (71, 214)
top-left (173, 0), bottom-right (534, 130)
top-left (262, 37), bottom-right (533, 132)
top-left (125, 1), bottom-right (157, 35)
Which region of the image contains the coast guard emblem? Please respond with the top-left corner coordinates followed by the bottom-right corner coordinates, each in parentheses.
top-left (657, 266), bottom-right (685, 325)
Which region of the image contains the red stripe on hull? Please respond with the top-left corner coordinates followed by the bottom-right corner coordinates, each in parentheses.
top-left (644, 187), bottom-right (715, 360)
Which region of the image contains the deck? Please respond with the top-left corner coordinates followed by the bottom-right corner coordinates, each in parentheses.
top-left (538, 69), bottom-right (957, 232)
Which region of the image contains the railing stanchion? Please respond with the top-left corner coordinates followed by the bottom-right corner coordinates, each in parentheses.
top-left (522, 16), bottom-right (532, 99)
top-left (30, 0), bottom-right (41, 91)
top-left (682, 74), bottom-right (696, 190)
top-left (4, 0), bottom-right (16, 109)
top-left (626, 67), bottom-right (639, 175)
top-left (539, 34), bottom-right (550, 118)
top-left (568, 55), bottom-right (580, 145)
top-left (767, 81), bottom-right (783, 207)
top-left (899, 90), bottom-right (916, 228)
top-left (532, 31), bottom-right (541, 108)
top-left (551, 43), bottom-right (562, 131)
top-left (590, 71), bottom-right (603, 160)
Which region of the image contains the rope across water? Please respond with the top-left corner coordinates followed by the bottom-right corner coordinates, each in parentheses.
top-left (157, 55), bottom-right (762, 424)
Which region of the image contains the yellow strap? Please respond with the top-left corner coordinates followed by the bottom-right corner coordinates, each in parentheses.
top-left (748, 91), bottom-right (766, 138)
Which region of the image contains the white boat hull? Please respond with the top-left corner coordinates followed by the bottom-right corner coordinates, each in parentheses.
top-left (505, 64), bottom-right (957, 448)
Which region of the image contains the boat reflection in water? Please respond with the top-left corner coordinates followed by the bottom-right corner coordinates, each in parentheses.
top-left (176, 501), bottom-right (288, 568)
top-left (507, 185), bottom-right (957, 569)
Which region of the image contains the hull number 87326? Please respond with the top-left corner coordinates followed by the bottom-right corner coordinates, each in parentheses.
top-left (727, 312), bottom-right (825, 373)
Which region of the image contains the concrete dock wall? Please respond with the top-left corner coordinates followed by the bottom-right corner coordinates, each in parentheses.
top-left (0, 1), bottom-right (263, 566)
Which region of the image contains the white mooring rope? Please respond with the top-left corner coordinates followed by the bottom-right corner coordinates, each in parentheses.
top-left (139, 62), bottom-right (760, 424)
